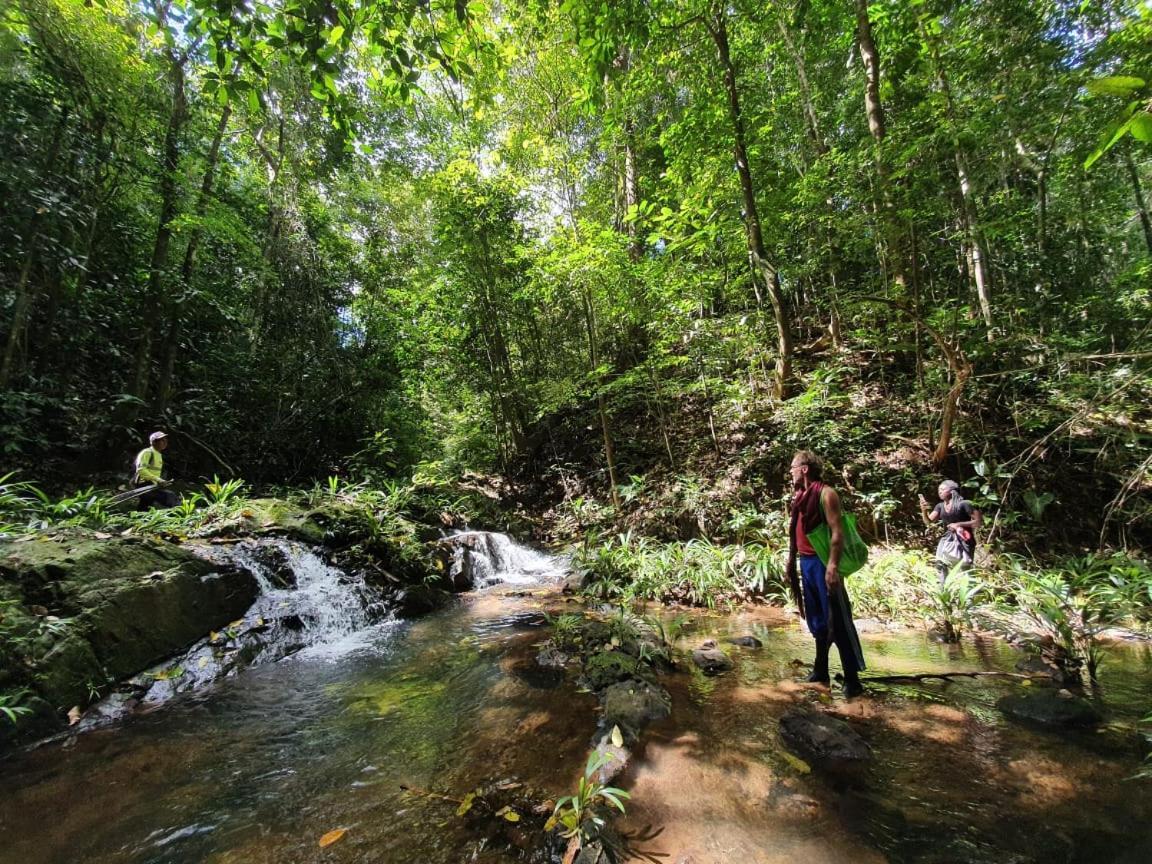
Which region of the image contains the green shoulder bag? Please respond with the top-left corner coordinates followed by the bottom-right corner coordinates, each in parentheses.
top-left (805, 491), bottom-right (869, 577)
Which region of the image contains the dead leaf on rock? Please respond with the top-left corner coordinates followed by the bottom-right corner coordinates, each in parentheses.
top-left (67, 706), bottom-right (82, 726)
top-left (318, 828), bottom-right (347, 848)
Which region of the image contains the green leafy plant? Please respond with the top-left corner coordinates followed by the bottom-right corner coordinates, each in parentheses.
top-left (928, 570), bottom-right (985, 643)
top-left (993, 555), bottom-right (1146, 684)
top-left (547, 750), bottom-right (630, 845)
top-left (204, 476), bottom-right (245, 506)
top-left (0, 690), bottom-right (32, 726)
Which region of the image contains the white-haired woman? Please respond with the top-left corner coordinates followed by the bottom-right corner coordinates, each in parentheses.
top-left (918, 480), bottom-right (981, 585)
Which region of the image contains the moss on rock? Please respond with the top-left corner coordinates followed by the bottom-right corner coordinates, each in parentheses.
top-left (0, 531), bottom-right (257, 746)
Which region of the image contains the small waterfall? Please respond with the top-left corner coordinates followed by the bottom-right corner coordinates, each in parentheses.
top-left (80, 539), bottom-right (389, 726)
top-left (446, 531), bottom-right (566, 587)
top-left (221, 539), bottom-right (386, 642)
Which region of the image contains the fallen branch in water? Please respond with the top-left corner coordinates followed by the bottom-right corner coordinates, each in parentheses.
top-left (860, 671), bottom-right (1052, 684)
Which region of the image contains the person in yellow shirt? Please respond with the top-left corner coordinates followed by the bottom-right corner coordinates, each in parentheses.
top-left (133, 431), bottom-right (178, 508)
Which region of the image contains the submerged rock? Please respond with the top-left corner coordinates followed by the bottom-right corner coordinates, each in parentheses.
top-left (692, 641), bottom-right (734, 674)
top-left (727, 635), bottom-right (763, 648)
top-left (996, 689), bottom-right (1102, 729)
top-left (602, 679), bottom-right (671, 730)
top-left (779, 709), bottom-right (872, 766)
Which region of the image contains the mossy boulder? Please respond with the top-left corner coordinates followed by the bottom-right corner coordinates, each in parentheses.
top-left (582, 649), bottom-right (649, 692)
top-left (196, 498), bottom-right (357, 545)
top-left (0, 532), bottom-right (257, 745)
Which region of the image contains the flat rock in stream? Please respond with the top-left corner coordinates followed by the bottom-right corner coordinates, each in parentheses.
top-left (602, 679), bottom-right (671, 730)
top-left (996, 689), bottom-right (1102, 729)
top-left (727, 635), bottom-right (763, 648)
top-left (779, 709), bottom-right (872, 766)
top-left (692, 643), bottom-right (734, 674)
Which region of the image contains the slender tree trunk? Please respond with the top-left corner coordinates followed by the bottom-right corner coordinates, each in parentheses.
top-left (1123, 147), bottom-right (1152, 255)
top-left (121, 50), bottom-right (187, 423)
top-left (922, 25), bottom-right (994, 338)
top-left (855, 0), bottom-right (909, 295)
top-left (1, 108), bottom-right (69, 388)
top-left (155, 102), bottom-right (232, 413)
top-left (708, 10), bottom-right (792, 399)
top-left (583, 287), bottom-right (620, 506)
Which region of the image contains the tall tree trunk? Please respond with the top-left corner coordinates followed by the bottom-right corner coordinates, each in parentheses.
top-left (1124, 147), bottom-right (1152, 255)
top-left (777, 13), bottom-right (825, 156)
top-left (121, 48), bottom-right (187, 424)
top-left (155, 102), bottom-right (232, 413)
top-left (708, 10), bottom-right (792, 399)
top-left (922, 23), bottom-right (994, 338)
top-left (582, 286), bottom-right (620, 506)
top-left (855, 0), bottom-right (909, 295)
top-left (0, 108), bottom-right (69, 389)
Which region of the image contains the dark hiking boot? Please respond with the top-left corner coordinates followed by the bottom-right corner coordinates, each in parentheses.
top-left (842, 676), bottom-right (865, 698)
top-left (804, 641), bottom-right (830, 685)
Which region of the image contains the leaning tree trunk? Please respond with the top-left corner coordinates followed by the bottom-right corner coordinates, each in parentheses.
top-left (709, 10), bottom-right (792, 399)
top-left (1123, 146), bottom-right (1152, 255)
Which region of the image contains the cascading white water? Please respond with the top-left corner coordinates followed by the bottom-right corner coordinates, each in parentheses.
top-left (447, 530), bottom-right (567, 587)
top-left (223, 539), bottom-right (384, 642)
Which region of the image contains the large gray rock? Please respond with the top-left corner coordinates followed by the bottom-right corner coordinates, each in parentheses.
top-left (0, 533), bottom-right (258, 745)
top-left (996, 689), bottom-right (1102, 729)
top-left (602, 679), bottom-right (671, 730)
top-left (779, 709), bottom-right (872, 765)
top-left (692, 642), bottom-right (734, 674)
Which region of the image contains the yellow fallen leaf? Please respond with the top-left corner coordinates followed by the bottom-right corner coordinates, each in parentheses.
top-left (780, 750), bottom-right (811, 775)
top-left (67, 706), bottom-right (82, 726)
top-left (610, 725), bottom-right (624, 748)
top-left (198, 656), bottom-right (209, 669)
top-left (456, 791), bottom-right (476, 817)
top-left (318, 828), bottom-right (346, 848)
top-left (502, 810), bottom-right (521, 822)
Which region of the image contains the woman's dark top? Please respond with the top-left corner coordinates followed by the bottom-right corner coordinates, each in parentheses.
top-left (933, 498), bottom-right (976, 556)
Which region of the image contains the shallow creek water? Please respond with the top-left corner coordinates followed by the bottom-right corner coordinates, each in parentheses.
top-left (619, 608), bottom-right (1152, 864)
top-left (2, 555), bottom-right (1151, 864)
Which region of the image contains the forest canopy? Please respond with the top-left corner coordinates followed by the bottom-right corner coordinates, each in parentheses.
top-left (0, 0), bottom-right (1149, 541)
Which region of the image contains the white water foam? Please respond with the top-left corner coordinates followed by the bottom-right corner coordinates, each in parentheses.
top-left (448, 531), bottom-right (568, 587)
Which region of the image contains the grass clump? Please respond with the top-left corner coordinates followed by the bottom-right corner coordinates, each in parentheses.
top-left (574, 531), bottom-right (788, 608)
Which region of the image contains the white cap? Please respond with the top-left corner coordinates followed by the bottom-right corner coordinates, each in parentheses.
top-left (149, 431), bottom-right (168, 444)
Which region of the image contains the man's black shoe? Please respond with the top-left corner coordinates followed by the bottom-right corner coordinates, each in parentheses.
top-left (804, 670), bottom-right (831, 685)
top-left (843, 679), bottom-right (865, 698)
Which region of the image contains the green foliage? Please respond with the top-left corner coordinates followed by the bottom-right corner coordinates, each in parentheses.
top-left (547, 750), bottom-right (630, 843)
top-left (990, 553), bottom-right (1152, 683)
top-left (576, 532), bottom-right (787, 608)
top-left (928, 570), bottom-right (986, 643)
top-left (843, 548), bottom-right (936, 622)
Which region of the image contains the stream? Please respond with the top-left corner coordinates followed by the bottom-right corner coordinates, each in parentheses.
top-left (1, 535), bottom-right (1150, 864)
